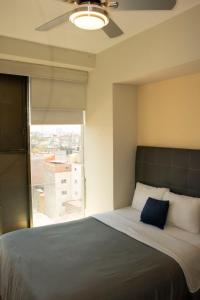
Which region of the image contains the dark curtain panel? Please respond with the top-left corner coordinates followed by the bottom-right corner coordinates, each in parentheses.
top-left (0, 74), bottom-right (30, 233)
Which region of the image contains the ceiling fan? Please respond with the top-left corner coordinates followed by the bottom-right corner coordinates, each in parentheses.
top-left (36, 0), bottom-right (177, 38)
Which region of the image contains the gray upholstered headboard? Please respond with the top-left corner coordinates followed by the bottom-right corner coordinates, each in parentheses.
top-left (135, 146), bottom-right (200, 198)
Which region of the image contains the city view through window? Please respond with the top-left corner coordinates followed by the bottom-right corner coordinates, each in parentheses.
top-left (30, 125), bottom-right (84, 227)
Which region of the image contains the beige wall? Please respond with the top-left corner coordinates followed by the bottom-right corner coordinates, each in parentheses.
top-left (85, 74), bottom-right (114, 215)
top-left (0, 36), bottom-right (95, 71)
top-left (137, 72), bottom-right (200, 149)
top-left (85, 5), bottom-right (200, 214)
top-left (113, 84), bottom-right (137, 209)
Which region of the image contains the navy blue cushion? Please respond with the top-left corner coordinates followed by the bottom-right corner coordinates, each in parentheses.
top-left (141, 197), bottom-right (169, 229)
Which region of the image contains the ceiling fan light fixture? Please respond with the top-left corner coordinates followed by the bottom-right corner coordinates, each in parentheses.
top-left (69, 5), bottom-right (109, 30)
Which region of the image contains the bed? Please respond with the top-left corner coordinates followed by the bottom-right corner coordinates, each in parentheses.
top-left (0, 146), bottom-right (200, 300)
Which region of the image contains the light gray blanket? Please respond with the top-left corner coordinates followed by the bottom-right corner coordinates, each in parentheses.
top-left (0, 218), bottom-right (197, 300)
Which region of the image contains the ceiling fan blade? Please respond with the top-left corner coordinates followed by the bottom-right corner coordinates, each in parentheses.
top-left (55, 0), bottom-right (74, 2)
top-left (116, 0), bottom-right (177, 10)
top-left (36, 11), bottom-right (72, 31)
top-left (102, 18), bottom-right (123, 38)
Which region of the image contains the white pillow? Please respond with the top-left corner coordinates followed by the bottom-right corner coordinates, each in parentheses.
top-left (132, 182), bottom-right (169, 212)
top-left (163, 191), bottom-right (200, 234)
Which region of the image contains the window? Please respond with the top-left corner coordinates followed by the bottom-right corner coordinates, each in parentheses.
top-left (62, 191), bottom-right (67, 195)
top-left (61, 179), bottom-right (67, 184)
top-left (30, 125), bottom-right (85, 227)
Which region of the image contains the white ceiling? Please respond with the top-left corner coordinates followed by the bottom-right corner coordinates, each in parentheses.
top-left (0, 0), bottom-right (200, 54)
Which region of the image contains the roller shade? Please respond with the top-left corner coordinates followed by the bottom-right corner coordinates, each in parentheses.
top-left (31, 77), bottom-right (86, 124)
top-left (31, 109), bottom-right (83, 125)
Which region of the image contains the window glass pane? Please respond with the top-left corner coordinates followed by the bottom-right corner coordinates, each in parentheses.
top-left (30, 125), bottom-right (84, 227)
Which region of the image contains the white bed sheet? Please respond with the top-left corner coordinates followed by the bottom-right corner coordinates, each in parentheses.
top-left (116, 207), bottom-right (200, 248)
top-left (94, 207), bottom-right (200, 293)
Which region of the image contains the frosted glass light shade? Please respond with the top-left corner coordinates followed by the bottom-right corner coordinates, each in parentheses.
top-left (70, 6), bottom-right (109, 30)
